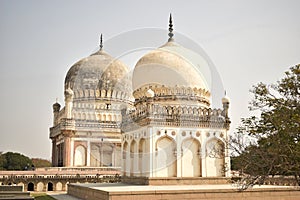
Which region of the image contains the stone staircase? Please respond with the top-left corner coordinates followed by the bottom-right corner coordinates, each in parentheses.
top-left (0, 186), bottom-right (33, 200)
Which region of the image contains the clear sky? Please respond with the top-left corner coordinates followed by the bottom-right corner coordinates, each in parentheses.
top-left (0, 0), bottom-right (299, 159)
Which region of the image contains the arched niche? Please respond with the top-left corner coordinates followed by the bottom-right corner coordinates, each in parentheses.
top-left (155, 136), bottom-right (177, 177)
top-left (205, 138), bottom-right (225, 177)
top-left (181, 138), bottom-right (201, 177)
top-left (74, 145), bottom-right (86, 166)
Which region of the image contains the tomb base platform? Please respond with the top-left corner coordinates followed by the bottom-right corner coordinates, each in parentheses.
top-left (67, 182), bottom-right (299, 200)
top-left (121, 176), bottom-right (230, 185)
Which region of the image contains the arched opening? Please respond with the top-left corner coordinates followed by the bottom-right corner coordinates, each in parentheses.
top-left (27, 182), bottom-right (34, 191)
top-left (102, 144), bottom-right (113, 166)
top-left (90, 144), bottom-right (100, 167)
top-left (37, 182), bottom-right (44, 192)
top-left (182, 138), bottom-right (201, 177)
top-left (138, 139), bottom-right (146, 176)
top-left (74, 145), bottom-right (86, 166)
top-left (205, 138), bottom-right (225, 177)
top-left (114, 145), bottom-right (121, 167)
top-left (47, 182), bottom-right (53, 191)
top-left (130, 140), bottom-right (137, 176)
top-left (155, 136), bottom-right (177, 177)
top-left (122, 141), bottom-right (128, 176)
top-left (56, 182), bottom-right (63, 191)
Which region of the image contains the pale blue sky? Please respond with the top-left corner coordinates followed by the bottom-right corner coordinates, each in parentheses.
top-left (0, 0), bottom-right (300, 159)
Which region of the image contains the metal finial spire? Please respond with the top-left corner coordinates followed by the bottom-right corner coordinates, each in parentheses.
top-left (99, 34), bottom-right (103, 50)
top-left (168, 13), bottom-right (174, 42)
top-left (225, 90), bottom-right (227, 96)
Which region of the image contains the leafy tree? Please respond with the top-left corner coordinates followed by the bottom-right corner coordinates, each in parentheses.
top-left (230, 64), bottom-right (300, 190)
top-left (31, 158), bottom-right (52, 168)
top-left (0, 152), bottom-right (32, 170)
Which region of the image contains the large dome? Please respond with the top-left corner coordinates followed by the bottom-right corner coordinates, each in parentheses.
top-left (64, 49), bottom-right (132, 99)
top-left (132, 41), bottom-right (211, 92)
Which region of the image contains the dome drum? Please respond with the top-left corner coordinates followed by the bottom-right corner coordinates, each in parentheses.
top-left (133, 84), bottom-right (211, 108)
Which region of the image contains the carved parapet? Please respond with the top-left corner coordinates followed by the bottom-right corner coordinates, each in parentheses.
top-left (121, 104), bottom-right (231, 131)
top-left (133, 85), bottom-right (210, 106)
top-left (60, 118), bottom-right (76, 130)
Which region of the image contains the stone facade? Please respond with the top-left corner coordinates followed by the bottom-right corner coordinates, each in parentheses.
top-left (49, 47), bottom-right (133, 167)
top-left (50, 17), bottom-right (231, 184)
top-left (120, 23), bottom-right (231, 183)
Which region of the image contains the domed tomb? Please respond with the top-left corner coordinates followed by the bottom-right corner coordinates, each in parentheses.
top-left (64, 47), bottom-right (132, 102)
top-left (133, 41), bottom-right (211, 92)
top-left (50, 37), bottom-right (133, 168)
top-left (132, 39), bottom-right (212, 108)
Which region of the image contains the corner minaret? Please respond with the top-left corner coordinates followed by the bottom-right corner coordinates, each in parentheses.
top-left (52, 100), bottom-right (61, 126)
top-left (222, 90), bottom-right (230, 119)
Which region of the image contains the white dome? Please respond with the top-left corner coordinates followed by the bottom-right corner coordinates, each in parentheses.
top-left (132, 41), bottom-right (211, 92)
top-left (222, 95), bottom-right (230, 104)
top-left (64, 49), bottom-right (132, 99)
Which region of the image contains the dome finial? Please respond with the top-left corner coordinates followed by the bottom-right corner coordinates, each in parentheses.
top-left (100, 34), bottom-right (103, 50)
top-left (168, 13), bottom-right (174, 42)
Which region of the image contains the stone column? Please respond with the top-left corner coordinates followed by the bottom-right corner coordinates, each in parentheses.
top-left (70, 139), bottom-right (74, 167)
top-left (86, 140), bottom-right (91, 166)
top-left (64, 87), bottom-right (74, 119)
top-left (51, 138), bottom-right (57, 166)
top-left (149, 127), bottom-right (154, 178)
top-left (52, 102), bottom-right (61, 126)
top-left (64, 135), bottom-right (71, 167)
top-left (176, 143), bottom-right (181, 178)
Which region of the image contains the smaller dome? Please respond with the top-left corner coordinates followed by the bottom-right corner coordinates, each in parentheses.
top-left (52, 102), bottom-right (61, 112)
top-left (222, 95), bottom-right (230, 104)
top-left (64, 49), bottom-right (132, 99)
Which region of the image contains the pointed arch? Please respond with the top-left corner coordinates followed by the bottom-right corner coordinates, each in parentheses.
top-left (205, 137), bottom-right (225, 177)
top-left (74, 145), bottom-right (86, 166)
top-left (27, 182), bottom-right (34, 191)
top-left (122, 141), bottom-right (129, 176)
top-left (130, 140), bottom-right (138, 176)
top-left (155, 136), bottom-right (177, 177)
top-left (101, 143), bottom-right (113, 166)
top-left (181, 137), bottom-right (201, 177)
top-left (47, 182), bottom-right (53, 191)
top-left (138, 138), bottom-right (147, 176)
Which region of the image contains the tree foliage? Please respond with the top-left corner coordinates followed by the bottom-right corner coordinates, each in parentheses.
top-left (0, 152), bottom-right (32, 170)
top-left (31, 158), bottom-right (52, 168)
top-left (230, 64), bottom-right (300, 189)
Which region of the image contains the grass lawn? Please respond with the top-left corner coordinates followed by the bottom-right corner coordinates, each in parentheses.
top-left (30, 193), bottom-right (56, 200)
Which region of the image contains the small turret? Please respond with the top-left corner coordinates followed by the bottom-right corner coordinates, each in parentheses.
top-left (64, 86), bottom-right (74, 119)
top-left (52, 101), bottom-right (61, 126)
top-left (222, 91), bottom-right (230, 118)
